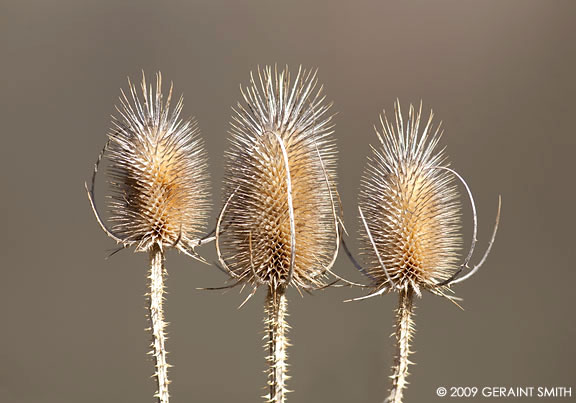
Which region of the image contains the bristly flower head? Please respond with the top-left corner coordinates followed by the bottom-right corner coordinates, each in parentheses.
top-left (358, 101), bottom-right (462, 296)
top-left (216, 65), bottom-right (340, 291)
top-left (88, 72), bottom-right (211, 254)
top-left (355, 101), bottom-right (500, 403)
top-left (357, 101), bottom-right (501, 300)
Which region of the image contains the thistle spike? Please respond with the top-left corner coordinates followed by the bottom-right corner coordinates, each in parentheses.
top-left (217, 65), bottom-right (340, 402)
top-left (87, 72), bottom-right (210, 403)
top-left (356, 101), bottom-right (500, 402)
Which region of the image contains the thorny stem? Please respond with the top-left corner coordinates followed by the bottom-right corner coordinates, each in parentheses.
top-left (265, 285), bottom-right (289, 403)
top-left (388, 287), bottom-right (415, 403)
top-left (149, 244), bottom-right (170, 403)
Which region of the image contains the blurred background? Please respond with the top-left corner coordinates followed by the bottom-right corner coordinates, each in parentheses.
top-left (1, 1), bottom-right (574, 402)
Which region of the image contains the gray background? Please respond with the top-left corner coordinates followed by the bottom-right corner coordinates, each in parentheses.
top-left (1, 1), bottom-right (574, 402)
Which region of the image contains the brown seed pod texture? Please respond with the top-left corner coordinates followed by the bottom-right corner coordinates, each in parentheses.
top-left (358, 102), bottom-right (462, 294)
top-left (105, 73), bottom-right (210, 253)
top-left (219, 66), bottom-right (339, 290)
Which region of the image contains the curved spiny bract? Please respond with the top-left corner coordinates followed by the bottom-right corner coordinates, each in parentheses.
top-left (221, 66), bottom-right (338, 290)
top-left (106, 73), bottom-right (211, 254)
top-left (218, 66), bottom-right (339, 403)
top-left (358, 102), bottom-right (462, 295)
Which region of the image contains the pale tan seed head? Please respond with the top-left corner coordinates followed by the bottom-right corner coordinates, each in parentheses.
top-left (358, 102), bottom-right (462, 295)
top-left (102, 73), bottom-right (210, 253)
top-left (218, 66), bottom-right (339, 290)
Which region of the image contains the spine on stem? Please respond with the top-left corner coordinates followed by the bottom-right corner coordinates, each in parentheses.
top-left (264, 286), bottom-right (289, 403)
top-left (149, 244), bottom-right (170, 403)
top-left (388, 287), bottom-right (415, 403)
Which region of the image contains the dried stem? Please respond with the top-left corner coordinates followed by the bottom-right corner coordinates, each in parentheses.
top-left (264, 286), bottom-right (289, 403)
top-left (388, 287), bottom-right (415, 403)
top-left (148, 244), bottom-right (170, 403)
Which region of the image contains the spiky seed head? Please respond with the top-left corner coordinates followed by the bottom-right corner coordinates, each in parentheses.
top-left (358, 102), bottom-right (462, 294)
top-left (104, 72), bottom-right (210, 253)
top-left (219, 66), bottom-right (339, 290)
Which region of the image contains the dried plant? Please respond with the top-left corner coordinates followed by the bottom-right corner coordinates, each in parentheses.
top-left (355, 102), bottom-right (500, 403)
top-left (86, 73), bottom-right (210, 403)
top-left (215, 66), bottom-right (340, 402)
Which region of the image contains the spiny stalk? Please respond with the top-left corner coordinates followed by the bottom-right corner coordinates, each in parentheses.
top-left (149, 245), bottom-right (170, 403)
top-left (265, 286), bottom-right (290, 402)
top-left (389, 288), bottom-right (414, 403)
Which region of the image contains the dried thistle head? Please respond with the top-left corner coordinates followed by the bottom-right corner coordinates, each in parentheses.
top-left (355, 101), bottom-right (500, 403)
top-left (359, 102), bottom-right (461, 296)
top-left (216, 66), bottom-right (340, 291)
top-left (357, 101), bottom-right (501, 299)
top-left (88, 72), bottom-right (210, 254)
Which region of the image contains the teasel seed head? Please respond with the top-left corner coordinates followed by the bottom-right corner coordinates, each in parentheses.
top-left (355, 101), bottom-right (501, 403)
top-left (356, 102), bottom-right (501, 403)
top-left (357, 100), bottom-right (501, 298)
top-left (359, 102), bottom-right (462, 295)
top-left (87, 72), bottom-right (211, 255)
top-left (214, 65), bottom-right (340, 403)
top-left (216, 65), bottom-right (340, 292)
top-left (86, 72), bottom-right (211, 403)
